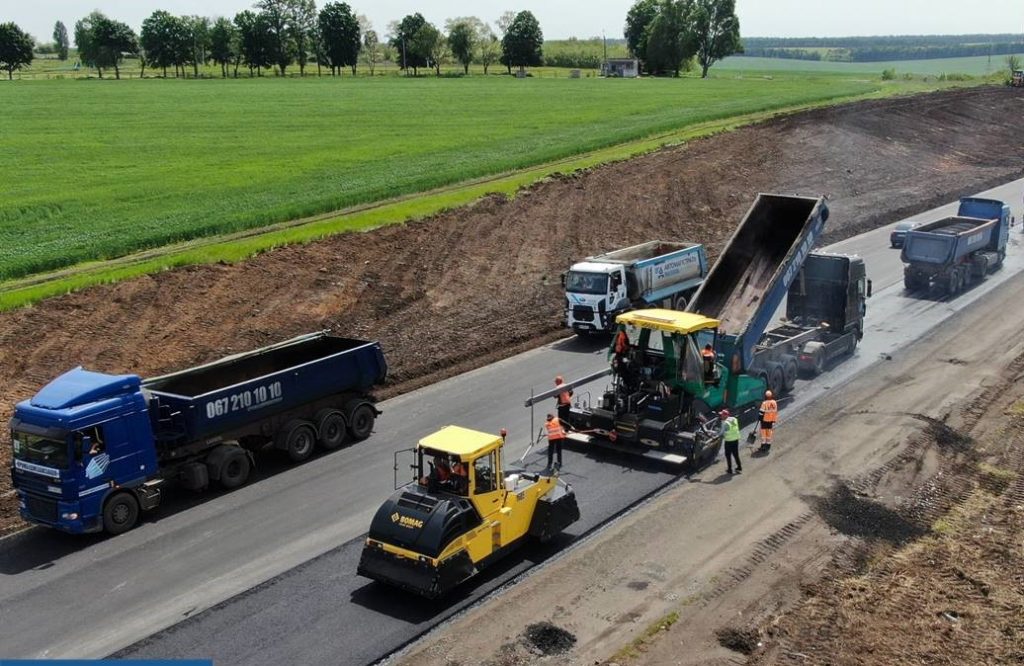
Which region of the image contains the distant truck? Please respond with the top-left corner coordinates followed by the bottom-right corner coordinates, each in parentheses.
top-left (563, 241), bottom-right (708, 335)
top-left (901, 197), bottom-right (1011, 296)
top-left (10, 332), bottom-right (387, 535)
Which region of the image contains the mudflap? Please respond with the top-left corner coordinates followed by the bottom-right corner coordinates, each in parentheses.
top-left (357, 545), bottom-right (475, 599)
top-left (528, 484), bottom-right (581, 542)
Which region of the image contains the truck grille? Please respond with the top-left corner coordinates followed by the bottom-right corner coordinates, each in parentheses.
top-left (572, 306), bottom-right (594, 322)
top-left (24, 494), bottom-right (58, 522)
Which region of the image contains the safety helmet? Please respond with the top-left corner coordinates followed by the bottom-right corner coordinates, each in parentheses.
top-left (719, 409), bottom-right (730, 418)
top-left (546, 413), bottom-right (555, 420)
top-left (765, 390), bottom-right (773, 399)
top-left (555, 376), bottom-right (564, 385)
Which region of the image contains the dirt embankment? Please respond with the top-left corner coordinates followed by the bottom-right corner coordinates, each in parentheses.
top-left (1, 86), bottom-right (1023, 532)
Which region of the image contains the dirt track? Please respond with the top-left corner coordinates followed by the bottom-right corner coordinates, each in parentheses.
top-left (1, 86), bottom-right (1023, 532)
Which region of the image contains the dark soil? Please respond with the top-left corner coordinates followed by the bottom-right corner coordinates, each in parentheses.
top-left (811, 481), bottom-right (927, 545)
top-left (2, 86), bottom-right (1024, 534)
top-left (523, 622), bottom-right (577, 655)
top-left (716, 627), bottom-right (761, 655)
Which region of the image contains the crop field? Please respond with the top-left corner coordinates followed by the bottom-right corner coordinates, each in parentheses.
top-left (720, 53), bottom-right (1024, 76)
top-left (1, 74), bottom-right (883, 281)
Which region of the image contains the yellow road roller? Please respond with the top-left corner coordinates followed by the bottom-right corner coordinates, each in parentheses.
top-left (357, 425), bottom-right (580, 598)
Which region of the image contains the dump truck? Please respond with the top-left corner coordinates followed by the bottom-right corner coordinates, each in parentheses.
top-left (547, 194), bottom-right (867, 467)
top-left (901, 197), bottom-right (1011, 296)
top-left (10, 332), bottom-right (387, 535)
top-left (357, 425), bottom-right (580, 598)
top-left (564, 241), bottom-right (708, 335)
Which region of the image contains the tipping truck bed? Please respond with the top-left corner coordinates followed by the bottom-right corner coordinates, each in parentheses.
top-left (687, 194), bottom-right (829, 371)
top-left (144, 333), bottom-right (387, 447)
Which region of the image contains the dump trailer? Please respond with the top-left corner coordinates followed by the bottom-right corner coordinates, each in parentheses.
top-left (558, 194), bottom-right (838, 467)
top-left (901, 197), bottom-right (1010, 296)
top-left (10, 332), bottom-right (387, 535)
top-left (564, 241), bottom-right (708, 334)
top-left (357, 425), bottom-right (579, 598)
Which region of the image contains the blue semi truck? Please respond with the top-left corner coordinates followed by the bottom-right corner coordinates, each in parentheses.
top-left (901, 197), bottom-right (1011, 296)
top-left (10, 332), bottom-right (387, 535)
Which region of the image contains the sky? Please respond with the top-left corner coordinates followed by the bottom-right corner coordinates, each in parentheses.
top-left (5, 0), bottom-right (1024, 44)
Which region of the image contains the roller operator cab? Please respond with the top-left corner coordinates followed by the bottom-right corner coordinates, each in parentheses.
top-left (357, 425), bottom-right (580, 599)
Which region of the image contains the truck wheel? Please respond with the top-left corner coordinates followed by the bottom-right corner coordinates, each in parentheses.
top-left (768, 364), bottom-right (785, 397)
top-left (218, 449), bottom-right (251, 489)
top-left (315, 409), bottom-right (348, 450)
top-left (278, 420), bottom-right (316, 463)
top-left (782, 358), bottom-right (798, 391)
top-left (348, 403), bottom-right (376, 441)
top-left (103, 492), bottom-right (140, 535)
top-left (672, 293), bottom-right (688, 311)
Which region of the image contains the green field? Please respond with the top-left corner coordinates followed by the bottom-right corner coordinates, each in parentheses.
top-left (719, 53), bottom-right (1024, 76)
top-left (1, 74), bottom-right (886, 281)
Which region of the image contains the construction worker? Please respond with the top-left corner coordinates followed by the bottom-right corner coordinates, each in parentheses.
top-left (701, 344), bottom-right (716, 383)
top-left (720, 409), bottom-right (742, 474)
top-left (420, 455), bottom-right (451, 490)
top-left (554, 376), bottom-right (573, 421)
top-left (758, 390), bottom-right (778, 453)
top-left (545, 413), bottom-right (567, 471)
top-left (451, 458), bottom-right (469, 494)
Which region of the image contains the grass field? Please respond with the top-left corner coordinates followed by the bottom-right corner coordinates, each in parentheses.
top-left (1, 73), bottom-right (885, 281)
top-left (719, 53), bottom-right (1024, 76)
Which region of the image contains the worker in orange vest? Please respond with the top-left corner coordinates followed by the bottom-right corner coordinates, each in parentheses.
top-left (758, 390), bottom-right (778, 453)
top-left (701, 344), bottom-right (716, 383)
top-left (545, 413), bottom-right (567, 471)
top-left (554, 375), bottom-right (573, 420)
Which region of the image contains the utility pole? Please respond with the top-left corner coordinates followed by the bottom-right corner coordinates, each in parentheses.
top-left (603, 29), bottom-right (608, 76)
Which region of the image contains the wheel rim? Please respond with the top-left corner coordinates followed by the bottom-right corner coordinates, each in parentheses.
top-left (295, 431), bottom-right (313, 455)
top-left (226, 459), bottom-right (242, 479)
top-left (112, 502), bottom-right (130, 524)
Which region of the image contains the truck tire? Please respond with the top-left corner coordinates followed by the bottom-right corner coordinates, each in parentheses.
top-left (672, 293), bottom-right (688, 311)
top-left (767, 363), bottom-right (785, 397)
top-left (782, 357), bottom-right (798, 392)
top-left (217, 449), bottom-right (251, 489)
top-left (315, 409), bottom-right (348, 450)
top-left (278, 420), bottom-right (316, 463)
top-left (103, 492), bottom-right (140, 535)
top-left (346, 401), bottom-right (377, 441)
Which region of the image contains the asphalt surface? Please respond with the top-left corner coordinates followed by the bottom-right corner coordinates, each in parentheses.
top-left (1, 179), bottom-right (1022, 662)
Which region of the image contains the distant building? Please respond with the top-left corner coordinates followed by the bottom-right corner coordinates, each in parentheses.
top-left (601, 58), bottom-right (639, 78)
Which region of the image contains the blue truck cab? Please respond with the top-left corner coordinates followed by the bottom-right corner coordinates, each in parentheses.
top-left (11, 370), bottom-right (157, 534)
top-left (11, 332), bottom-right (387, 535)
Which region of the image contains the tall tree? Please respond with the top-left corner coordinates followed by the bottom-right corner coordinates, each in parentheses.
top-left (235, 10), bottom-right (272, 76)
top-left (390, 13), bottom-right (429, 75)
top-left (360, 27), bottom-right (381, 75)
top-left (141, 10), bottom-right (179, 77)
top-left (477, 24), bottom-right (499, 74)
top-left (74, 11), bottom-right (137, 79)
top-left (291, 0), bottom-right (318, 76)
top-left (0, 22), bottom-right (34, 80)
top-left (501, 10), bottom-right (543, 74)
top-left (52, 21), bottom-right (69, 60)
top-left (644, 0), bottom-right (693, 76)
top-left (182, 16), bottom-right (211, 78)
top-left (495, 10), bottom-right (516, 73)
top-left (256, 0), bottom-right (295, 75)
top-left (624, 0), bottom-right (659, 72)
top-left (318, 2), bottom-right (360, 75)
top-left (446, 17), bottom-right (478, 75)
top-left (416, 22), bottom-right (444, 75)
top-left (690, 0), bottom-right (741, 77)
top-left (210, 17), bottom-right (239, 78)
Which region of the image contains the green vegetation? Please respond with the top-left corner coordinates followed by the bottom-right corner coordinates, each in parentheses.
top-left (1, 74), bottom-right (883, 283)
top-left (717, 53), bottom-right (1024, 76)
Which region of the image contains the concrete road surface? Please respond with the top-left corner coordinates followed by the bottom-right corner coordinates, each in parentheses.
top-left (1, 179), bottom-right (1021, 661)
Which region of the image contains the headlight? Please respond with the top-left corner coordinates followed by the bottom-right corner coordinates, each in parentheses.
top-left (61, 512), bottom-right (79, 520)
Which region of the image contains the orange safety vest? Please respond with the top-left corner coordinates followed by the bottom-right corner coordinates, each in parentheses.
top-left (546, 417), bottom-right (567, 440)
top-left (760, 399), bottom-right (778, 423)
top-left (614, 331), bottom-right (629, 354)
top-left (557, 389), bottom-right (572, 406)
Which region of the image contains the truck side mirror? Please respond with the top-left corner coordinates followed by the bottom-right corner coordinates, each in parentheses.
top-left (560, 272), bottom-right (566, 287)
top-left (867, 280), bottom-right (873, 298)
top-left (73, 435), bottom-right (85, 462)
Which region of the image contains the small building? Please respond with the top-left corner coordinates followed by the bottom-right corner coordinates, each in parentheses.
top-left (601, 58), bottom-right (639, 78)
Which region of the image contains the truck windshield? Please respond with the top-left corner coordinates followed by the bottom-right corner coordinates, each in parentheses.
top-left (12, 431), bottom-right (69, 469)
top-left (565, 272), bottom-right (609, 295)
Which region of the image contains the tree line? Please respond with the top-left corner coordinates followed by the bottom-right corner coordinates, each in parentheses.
top-left (745, 43), bottom-right (1024, 63)
top-left (1, 3), bottom-right (545, 80)
top-left (624, 0), bottom-right (741, 77)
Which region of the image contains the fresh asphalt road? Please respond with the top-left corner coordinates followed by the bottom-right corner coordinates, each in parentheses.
top-left (1, 180), bottom-right (1022, 662)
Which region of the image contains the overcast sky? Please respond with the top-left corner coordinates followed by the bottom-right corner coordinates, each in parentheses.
top-left (7, 0), bottom-right (1024, 44)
